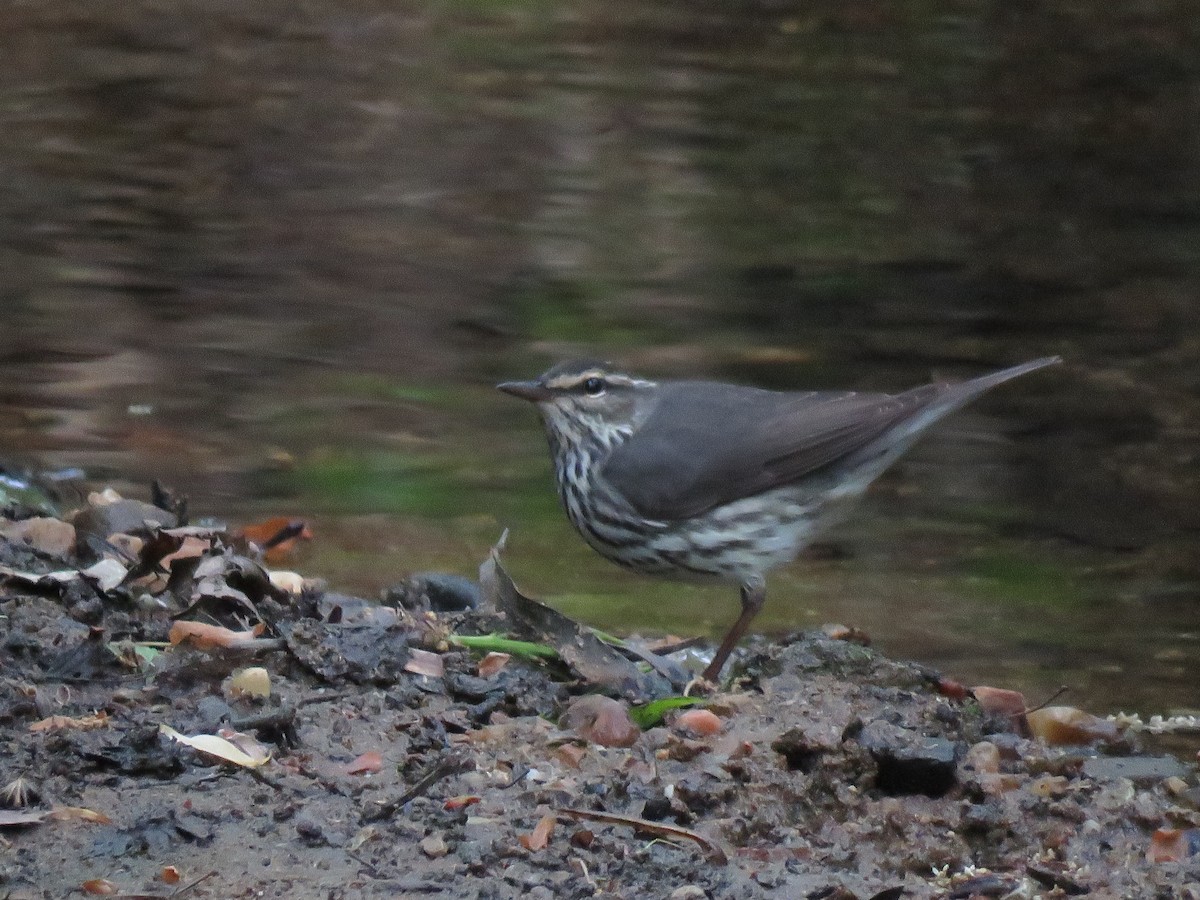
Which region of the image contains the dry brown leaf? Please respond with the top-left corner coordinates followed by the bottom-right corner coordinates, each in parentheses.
top-left (519, 813), bottom-right (556, 852)
top-left (443, 795), bottom-right (482, 811)
top-left (48, 806), bottom-right (111, 825)
top-left (81, 879), bottom-right (118, 895)
top-left (1147, 828), bottom-right (1200, 864)
top-left (168, 620), bottom-right (265, 649)
top-left (554, 743), bottom-right (587, 769)
top-left (1027, 706), bottom-right (1120, 746)
top-left (343, 751), bottom-right (384, 775)
top-left (0, 517), bottom-right (76, 556)
top-left (160, 865), bottom-right (181, 884)
top-left (30, 711), bottom-right (110, 733)
top-left (403, 648), bottom-right (445, 678)
top-left (972, 686), bottom-right (1031, 736)
top-left (477, 651), bottom-right (511, 678)
top-left (237, 516), bottom-right (313, 562)
top-left (159, 535), bottom-right (212, 568)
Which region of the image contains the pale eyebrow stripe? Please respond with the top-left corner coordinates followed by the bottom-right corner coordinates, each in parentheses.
top-left (543, 372), bottom-right (657, 390)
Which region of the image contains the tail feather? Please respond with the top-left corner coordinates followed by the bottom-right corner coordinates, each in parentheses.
top-left (844, 355), bottom-right (1061, 480)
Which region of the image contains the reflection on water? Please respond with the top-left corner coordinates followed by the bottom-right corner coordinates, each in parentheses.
top-left (2, 2), bottom-right (1198, 717)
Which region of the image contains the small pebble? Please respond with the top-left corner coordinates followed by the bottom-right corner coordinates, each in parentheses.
top-left (420, 834), bottom-right (449, 858)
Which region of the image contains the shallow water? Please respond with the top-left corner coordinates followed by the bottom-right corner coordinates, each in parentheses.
top-left (2, 1), bottom-right (1198, 718)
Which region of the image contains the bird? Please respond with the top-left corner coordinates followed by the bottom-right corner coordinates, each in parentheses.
top-left (498, 355), bottom-right (1061, 682)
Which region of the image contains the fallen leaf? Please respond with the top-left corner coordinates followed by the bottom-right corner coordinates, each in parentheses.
top-left (80, 559), bottom-right (127, 592)
top-left (343, 751), bottom-right (384, 775)
top-left (554, 744), bottom-right (587, 769)
top-left (47, 806), bottom-right (111, 824)
top-left (0, 517), bottom-right (76, 556)
top-left (443, 795), bottom-right (482, 811)
top-left (821, 623), bottom-right (871, 645)
top-left (159, 724), bottom-right (271, 768)
top-left (237, 517), bottom-right (313, 562)
top-left (160, 866), bottom-right (181, 884)
top-left (0, 809), bottom-right (48, 827)
top-left (268, 570), bottom-right (306, 594)
top-left (0, 565), bottom-right (79, 587)
top-left (1147, 828), bottom-right (1200, 863)
top-left (477, 651), bottom-right (511, 678)
top-left (224, 667), bottom-right (271, 700)
top-left (30, 711), bottom-right (110, 733)
top-left (519, 813), bottom-right (556, 851)
top-left (404, 648), bottom-right (445, 678)
top-left (934, 676), bottom-right (968, 700)
top-left (217, 728), bottom-right (273, 764)
top-left (88, 488), bottom-right (123, 506)
top-left (562, 695), bottom-right (639, 748)
top-left (168, 620), bottom-right (265, 649)
top-left (81, 879), bottom-right (118, 895)
top-left (972, 686), bottom-right (1031, 737)
top-left (159, 535), bottom-right (213, 569)
top-left (1027, 706), bottom-right (1120, 746)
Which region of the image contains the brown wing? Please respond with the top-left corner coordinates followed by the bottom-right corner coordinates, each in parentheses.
top-left (600, 380), bottom-right (943, 521)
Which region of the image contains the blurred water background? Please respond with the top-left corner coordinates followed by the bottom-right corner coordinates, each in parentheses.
top-left (2, 1), bottom-right (1198, 720)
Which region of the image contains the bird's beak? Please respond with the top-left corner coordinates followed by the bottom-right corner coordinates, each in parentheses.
top-left (497, 380), bottom-right (552, 403)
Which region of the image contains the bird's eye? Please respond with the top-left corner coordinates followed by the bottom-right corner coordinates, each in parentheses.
top-left (582, 376), bottom-right (606, 396)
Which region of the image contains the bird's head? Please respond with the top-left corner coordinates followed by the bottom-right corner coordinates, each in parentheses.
top-left (498, 360), bottom-right (657, 447)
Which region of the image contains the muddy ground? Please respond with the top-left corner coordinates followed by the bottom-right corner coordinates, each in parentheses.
top-left (0, 493), bottom-right (1198, 899)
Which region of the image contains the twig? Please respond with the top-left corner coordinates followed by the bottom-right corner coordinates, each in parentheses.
top-left (173, 870), bottom-right (218, 896)
top-left (1025, 685), bottom-right (1069, 714)
top-left (555, 807), bottom-right (728, 865)
top-left (362, 751), bottom-right (469, 822)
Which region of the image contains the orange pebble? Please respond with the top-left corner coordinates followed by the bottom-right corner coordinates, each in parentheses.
top-left (674, 708), bottom-right (723, 736)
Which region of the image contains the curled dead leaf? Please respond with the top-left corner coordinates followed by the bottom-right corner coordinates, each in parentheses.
top-left (159, 725), bottom-right (271, 768)
top-left (1027, 706), bottom-right (1120, 746)
top-left (268, 570), bottom-right (306, 594)
top-left (518, 813), bottom-right (556, 852)
top-left (168, 620), bottom-right (265, 649)
top-left (403, 648), bottom-right (445, 678)
top-left (343, 751), bottom-right (384, 775)
top-left (224, 667), bottom-right (271, 700)
top-left (477, 651), bottom-right (511, 678)
top-left (47, 806), bottom-right (111, 824)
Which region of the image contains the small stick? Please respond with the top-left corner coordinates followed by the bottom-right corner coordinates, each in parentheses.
top-left (555, 807), bottom-right (728, 865)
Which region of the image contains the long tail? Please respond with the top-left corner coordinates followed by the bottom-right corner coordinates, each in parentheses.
top-left (955, 355), bottom-right (1062, 396)
top-left (845, 355), bottom-right (1062, 480)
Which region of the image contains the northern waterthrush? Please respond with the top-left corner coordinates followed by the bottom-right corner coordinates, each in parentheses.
top-left (499, 356), bottom-right (1060, 681)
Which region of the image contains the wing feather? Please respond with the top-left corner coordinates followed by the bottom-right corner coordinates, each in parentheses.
top-left (600, 381), bottom-right (943, 521)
